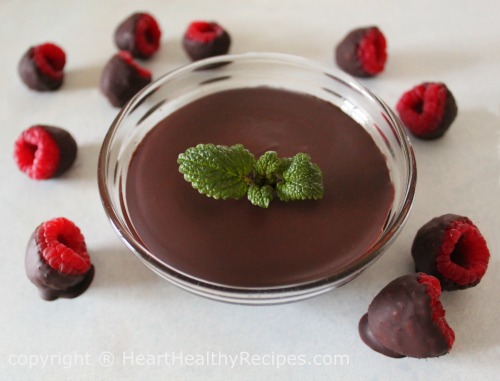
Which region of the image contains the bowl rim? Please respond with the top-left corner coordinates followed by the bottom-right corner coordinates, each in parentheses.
top-left (97, 52), bottom-right (417, 302)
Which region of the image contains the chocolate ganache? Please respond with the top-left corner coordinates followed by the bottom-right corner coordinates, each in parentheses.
top-left (126, 87), bottom-right (394, 287)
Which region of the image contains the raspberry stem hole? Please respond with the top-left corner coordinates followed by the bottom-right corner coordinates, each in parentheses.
top-left (145, 29), bottom-right (155, 44)
top-left (57, 234), bottom-right (70, 248)
top-left (450, 236), bottom-right (469, 267)
top-left (198, 24), bottom-right (215, 34)
top-left (24, 142), bottom-right (38, 164)
top-left (412, 101), bottom-right (424, 114)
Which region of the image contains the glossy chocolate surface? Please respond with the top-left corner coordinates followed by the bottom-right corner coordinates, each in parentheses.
top-left (126, 87), bottom-right (394, 287)
top-left (359, 313), bottom-right (405, 358)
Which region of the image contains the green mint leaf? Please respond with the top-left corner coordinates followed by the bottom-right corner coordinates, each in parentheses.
top-left (177, 144), bottom-right (255, 200)
top-left (276, 153), bottom-right (324, 202)
top-left (247, 184), bottom-right (274, 208)
top-left (255, 151), bottom-right (283, 178)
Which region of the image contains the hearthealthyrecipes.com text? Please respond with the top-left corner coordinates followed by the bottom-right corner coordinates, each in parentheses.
top-left (7, 351), bottom-right (350, 369)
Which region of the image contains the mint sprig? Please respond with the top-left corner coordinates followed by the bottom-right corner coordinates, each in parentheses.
top-left (177, 144), bottom-right (324, 208)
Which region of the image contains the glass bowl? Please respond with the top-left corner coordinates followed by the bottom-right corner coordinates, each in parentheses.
top-left (98, 52), bottom-right (416, 305)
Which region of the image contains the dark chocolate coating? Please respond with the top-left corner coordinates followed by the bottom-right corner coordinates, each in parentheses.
top-left (335, 27), bottom-right (376, 78)
top-left (18, 47), bottom-right (64, 91)
top-left (25, 233), bottom-right (94, 301)
top-left (418, 84), bottom-right (458, 140)
top-left (361, 274), bottom-right (450, 358)
top-left (41, 126), bottom-right (77, 177)
top-left (412, 214), bottom-right (477, 290)
top-left (100, 54), bottom-right (151, 108)
top-left (183, 30), bottom-right (231, 61)
top-left (358, 313), bottom-right (405, 358)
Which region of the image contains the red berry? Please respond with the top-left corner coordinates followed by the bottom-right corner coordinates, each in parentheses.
top-left (114, 13), bottom-right (162, 59)
top-left (412, 214), bottom-right (490, 290)
top-left (100, 51), bottom-right (152, 108)
top-left (18, 43), bottom-right (66, 91)
top-left (14, 125), bottom-right (77, 180)
top-left (396, 82), bottom-right (458, 139)
top-left (335, 26), bottom-right (387, 77)
top-left (35, 218), bottom-right (91, 275)
top-left (182, 21), bottom-right (231, 61)
top-left (417, 274), bottom-right (455, 350)
top-left (359, 273), bottom-right (455, 358)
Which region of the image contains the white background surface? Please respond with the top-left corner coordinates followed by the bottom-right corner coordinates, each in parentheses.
top-left (1, 0), bottom-right (499, 380)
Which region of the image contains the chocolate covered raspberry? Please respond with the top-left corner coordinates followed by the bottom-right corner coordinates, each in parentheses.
top-left (396, 82), bottom-right (458, 139)
top-left (18, 43), bottom-right (66, 91)
top-left (182, 21), bottom-right (231, 61)
top-left (25, 217), bottom-right (94, 301)
top-left (335, 26), bottom-right (387, 77)
top-left (359, 273), bottom-right (455, 358)
top-left (14, 125), bottom-right (77, 180)
top-left (100, 51), bottom-right (152, 108)
top-left (412, 214), bottom-right (490, 290)
top-left (114, 12), bottom-right (162, 59)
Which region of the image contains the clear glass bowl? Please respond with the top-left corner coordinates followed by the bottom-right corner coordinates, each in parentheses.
top-left (98, 53), bottom-right (416, 305)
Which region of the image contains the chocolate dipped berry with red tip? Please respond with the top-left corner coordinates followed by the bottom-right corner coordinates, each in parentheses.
top-left (335, 26), bottom-right (387, 77)
top-left (359, 273), bottom-right (455, 358)
top-left (18, 43), bottom-right (66, 91)
top-left (14, 125), bottom-right (77, 180)
top-left (412, 214), bottom-right (490, 291)
top-left (114, 12), bottom-right (162, 59)
top-left (25, 218), bottom-right (94, 301)
top-left (182, 21), bottom-right (231, 61)
top-left (396, 82), bottom-right (458, 139)
top-left (100, 51), bottom-right (152, 107)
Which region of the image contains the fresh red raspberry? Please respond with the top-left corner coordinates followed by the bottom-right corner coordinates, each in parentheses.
top-left (396, 82), bottom-right (458, 139)
top-left (359, 273), bottom-right (455, 358)
top-left (182, 21), bottom-right (231, 61)
top-left (35, 218), bottom-right (91, 275)
top-left (18, 43), bottom-right (66, 91)
top-left (335, 26), bottom-right (387, 77)
top-left (114, 13), bottom-right (162, 59)
top-left (412, 214), bottom-right (490, 290)
top-left (100, 51), bottom-right (152, 107)
top-left (14, 125), bottom-right (77, 180)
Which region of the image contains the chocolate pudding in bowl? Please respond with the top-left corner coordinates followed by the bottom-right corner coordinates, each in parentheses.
top-left (98, 53), bottom-right (416, 304)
